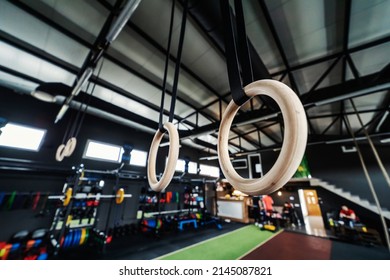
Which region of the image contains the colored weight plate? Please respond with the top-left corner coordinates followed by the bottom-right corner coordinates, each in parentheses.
top-left (11, 243), bottom-right (20, 252)
top-left (116, 188), bottom-right (125, 204)
top-left (6, 191), bottom-right (17, 210)
top-left (37, 253), bottom-right (48, 260)
top-left (63, 233), bottom-right (69, 249)
top-left (79, 228), bottom-right (85, 245)
top-left (0, 192), bottom-right (5, 207)
top-left (63, 188), bottom-right (73, 206)
top-left (76, 230), bottom-right (81, 247)
top-left (85, 228), bottom-right (89, 243)
top-left (71, 230), bottom-right (78, 247)
top-left (26, 240), bottom-right (35, 250)
top-left (74, 230), bottom-right (80, 247)
top-left (66, 231), bottom-right (73, 249)
top-left (70, 230), bottom-right (75, 248)
top-left (34, 239), bottom-right (42, 247)
top-left (69, 230), bottom-right (75, 248)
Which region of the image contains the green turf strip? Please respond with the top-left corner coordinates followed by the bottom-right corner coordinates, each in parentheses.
top-left (157, 225), bottom-right (276, 260)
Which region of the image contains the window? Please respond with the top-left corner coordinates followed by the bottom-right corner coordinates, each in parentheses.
top-left (84, 140), bottom-right (122, 162)
top-left (130, 149), bottom-right (147, 167)
top-left (199, 164), bottom-right (220, 178)
top-left (188, 161), bottom-right (198, 174)
top-left (83, 140), bottom-right (147, 166)
top-left (0, 122), bottom-right (46, 151)
top-left (169, 158), bottom-right (198, 174)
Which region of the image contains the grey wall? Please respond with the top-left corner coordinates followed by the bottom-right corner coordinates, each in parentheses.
top-left (305, 144), bottom-right (390, 210)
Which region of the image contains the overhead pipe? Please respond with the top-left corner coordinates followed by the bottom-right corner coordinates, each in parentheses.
top-left (54, 0), bottom-right (142, 124)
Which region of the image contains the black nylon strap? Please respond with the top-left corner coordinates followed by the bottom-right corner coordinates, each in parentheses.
top-left (159, 0), bottom-right (176, 131)
top-left (220, 0), bottom-right (251, 106)
top-left (168, 0), bottom-right (188, 123)
top-left (234, 0), bottom-right (253, 86)
top-left (158, 0), bottom-right (189, 130)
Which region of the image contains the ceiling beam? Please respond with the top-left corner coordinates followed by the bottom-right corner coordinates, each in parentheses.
top-left (0, 29), bottom-right (198, 129)
top-left (180, 70), bottom-right (390, 138)
top-left (257, 0), bottom-right (298, 94)
top-left (302, 71), bottom-right (390, 107)
top-left (271, 35), bottom-right (390, 77)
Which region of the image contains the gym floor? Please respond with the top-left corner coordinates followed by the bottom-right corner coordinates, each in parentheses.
top-left (55, 222), bottom-right (390, 260)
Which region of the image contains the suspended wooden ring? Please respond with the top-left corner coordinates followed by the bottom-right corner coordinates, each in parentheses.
top-left (218, 79), bottom-right (308, 195)
top-left (64, 137), bottom-right (77, 157)
top-left (55, 137), bottom-right (77, 162)
top-left (147, 122), bottom-right (179, 192)
top-left (63, 188), bottom-right (73, 206)
top-left (55, 144), bottom-right (66, 162)
top-left (116, 188), bottom-right (125, 205)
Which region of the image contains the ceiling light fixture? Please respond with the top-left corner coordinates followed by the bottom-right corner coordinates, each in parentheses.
top-left (30, 90), bottom-right (57, 103)
top-left (380, 138), bottom-right (390, 143)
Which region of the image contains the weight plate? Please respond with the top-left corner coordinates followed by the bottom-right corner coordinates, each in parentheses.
top-left (116, 188), bottom-right (125, 204)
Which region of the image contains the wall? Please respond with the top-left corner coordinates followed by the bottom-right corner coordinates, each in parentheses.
top-left (0, 86), bottom-right (214, 241)
top-left (305, 144), bottom-right (390, 210)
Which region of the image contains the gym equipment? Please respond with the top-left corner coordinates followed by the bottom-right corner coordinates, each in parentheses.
top-left (140, 218), bottom-right (163, 233)
top-left (54, 1), bottom-right (141, 161)
top-left (54, 0), bottom-right (141, 124)
top-left (60, 228), bottom-right (90, 249)
top-left (6, 191), bottom-right (16, 210)
top-left (49, 187), bottom-right (131, 206)
top-left (0, 192), bottom-right (5, 207)
top-left (147, 0), bottom-right (189, 192)
top-left (177, 219), bottom-right (197, 231)
top-left (217, 0), bottom-right (307, 195)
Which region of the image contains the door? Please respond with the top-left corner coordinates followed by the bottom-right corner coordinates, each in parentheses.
top-left (303, 190), bottom-right (321, 216)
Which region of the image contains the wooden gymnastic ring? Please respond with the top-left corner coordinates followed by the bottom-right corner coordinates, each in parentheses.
top-left (116, 188), bottom-right (125, 204)
top-left (64, 137), bottom-right (77, 157)
top-left (147, 122), bottom-right (179, 192)
top-left (218, 79), bottom-right (308, 195)
top-left (55, 144), bottom-right (66, 162)
top-left (63, 188), bottom-right (73, 206)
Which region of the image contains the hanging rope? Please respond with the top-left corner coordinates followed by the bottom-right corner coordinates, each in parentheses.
top-left (349, 98), bottom-right (390, 188)
top-left (147, 0), bottom-right (188, 192)
top-left (55, 59), bottom-right (105, 162)
top-left (343, 110), bottom-right (390, 252)
top-left (217, 0), bottom-right (307, 195)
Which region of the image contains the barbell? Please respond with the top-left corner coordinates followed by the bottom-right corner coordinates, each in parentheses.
top-left (48, 187), bottom-right (131, 206)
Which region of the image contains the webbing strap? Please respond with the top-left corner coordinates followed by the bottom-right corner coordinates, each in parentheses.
top-left (220, 0), bottom-right (252, 105)
top-left (169, 0), bottom-right (188, 123)
top-left (159, 0), bottom-right (176, 131)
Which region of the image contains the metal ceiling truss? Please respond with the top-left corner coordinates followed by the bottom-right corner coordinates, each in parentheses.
top-left (2, 0), bottom-right (389, 154)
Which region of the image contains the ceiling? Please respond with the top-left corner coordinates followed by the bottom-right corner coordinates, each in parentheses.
top-left (0, 0), bottom-right (389, 157)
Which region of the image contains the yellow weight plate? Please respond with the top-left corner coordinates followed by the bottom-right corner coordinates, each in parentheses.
top-left (116, 188), bottom-right (125, 204)
top-left (80, 228), bottom-right (86, 245)
top-left (63, 188), bottom-right (73, 206)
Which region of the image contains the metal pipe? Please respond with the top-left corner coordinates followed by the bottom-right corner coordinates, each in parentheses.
top-left (106, 0), bottom-right (142, 42)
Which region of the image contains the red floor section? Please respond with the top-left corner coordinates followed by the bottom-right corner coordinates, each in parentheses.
top-left (241, 231), bottom-right (332, 260)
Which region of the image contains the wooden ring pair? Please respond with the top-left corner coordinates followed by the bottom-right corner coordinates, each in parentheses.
top-left (55, 137), bottom-right (77, 162)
